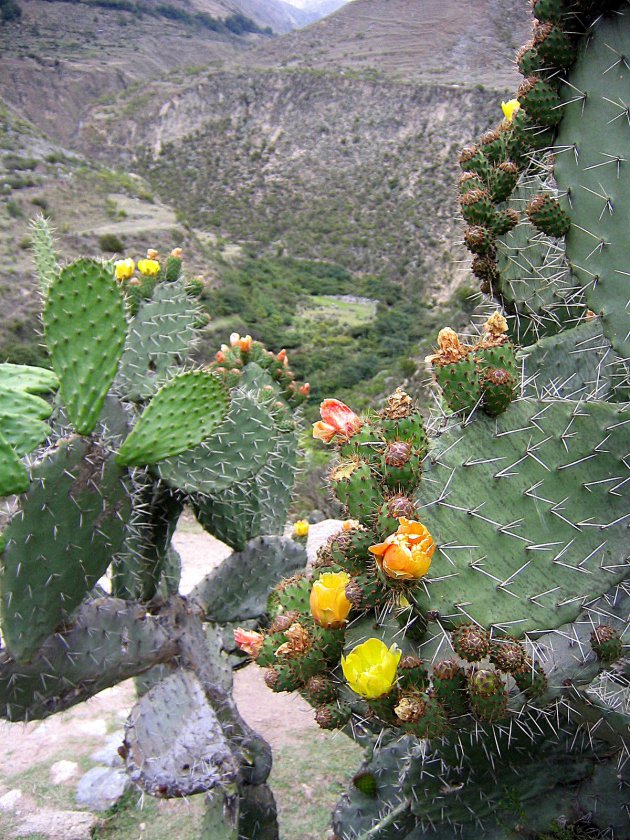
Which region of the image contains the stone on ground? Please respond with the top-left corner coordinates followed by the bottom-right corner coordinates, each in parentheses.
top-left (75, 766), bottom-right (130, 811)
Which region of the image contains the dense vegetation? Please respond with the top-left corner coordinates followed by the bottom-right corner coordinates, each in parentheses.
top-left (201, 256), bottom-right (470, 415)
top-left (0, 0), bottom-right (21, 23)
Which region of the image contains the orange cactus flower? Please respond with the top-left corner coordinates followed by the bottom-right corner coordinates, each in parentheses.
top-left (230, 332), bottom-right (253, 352)
top-left (234, 628), bottom-right (264, 658)
top-left (170, 247), bottom-right (183, 259)
top-left (277, 349), bottom-right (289, 366)
top-left (215, 350), bottom-right (227, 363)
top-left (369, 518), bottom-right (435, 581)
top-left (310, 571), bottom-right (352, 628)
top-left (299, 383), bottom-right (310, 397)
top-left (312, 399), bottom-right (363, 443)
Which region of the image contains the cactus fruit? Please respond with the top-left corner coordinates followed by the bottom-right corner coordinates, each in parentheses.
top-left (451, 625), bottom-right (491, 663)
top-left (526, 192), bottom-right (571, 237)
top-left (467, 669), bottom-right (509, 722)
top-left (589, 625), bottom-right (623, 665)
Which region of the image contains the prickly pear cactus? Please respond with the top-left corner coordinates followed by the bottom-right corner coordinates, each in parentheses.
top-left (0, 233), bottom-right (309, 838)
top-left (241, 4), bottom-right (630, 836)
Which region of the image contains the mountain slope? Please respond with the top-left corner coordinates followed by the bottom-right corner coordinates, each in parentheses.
top-left (82, 66), bottom-right (502, 299)
top-left (248, 0), bottom-right (530, 88)
top-left (0, 0), bottom-right (299, 143)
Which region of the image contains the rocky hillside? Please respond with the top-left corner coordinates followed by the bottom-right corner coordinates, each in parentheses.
top-left (0, 0), bottom-right (300, 144)
top-left (0, 0), bottom-right (534, 405)
top-left (248, 0), bottom-right (531, 88)
top-left (84, 67), bottom-right (501, 294)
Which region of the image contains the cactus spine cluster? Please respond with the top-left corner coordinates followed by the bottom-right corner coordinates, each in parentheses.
top-left (242, 3), bottom-right (630, 837)
top-left (0, 229), bottom-right (309, 835)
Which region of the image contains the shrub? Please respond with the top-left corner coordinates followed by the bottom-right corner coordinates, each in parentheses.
top-left (98, 233), bottom-right (124, 253)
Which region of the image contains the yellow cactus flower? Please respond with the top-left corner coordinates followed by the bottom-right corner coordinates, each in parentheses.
top-left (137, 258), bottom-right (160, 276)
top-left (310, 571), bottom-right (352, 628)
top-left (114, 258), bottom-right (135, 281)
top-left (342, 519), bottom-right (360, 531)
top-left (369, 518), bottom-right (435, 581)
top-left (293, 519), bottom-right (310, 538)
top-left (501, 99), bottom-right (520, 122)
top-left (341, 638), bottom-right (401, 699)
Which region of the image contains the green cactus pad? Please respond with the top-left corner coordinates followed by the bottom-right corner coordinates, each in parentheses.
top-left (30, 215), bottom-right (59, 291)
top-left (42, 258), bottom-right (127, 434)
top-left (191, 413), bottom-right (297, 551)
top-left (0, 364), bottom-right (58, 395)
top-left (494, 181), bottom-right (585, 345)
top-left (158, 386), bottom-right (278, 494)
top-left (0, 430), bottom-right (29, 497)
top-left (519, 318), bottom-right (623, 401)
top-left (191, 536), bottom-right (307, 623)
top-left (554, 11), bottom-right (630, 360)
top-left (115, 280), bottom-right (203, 402)
top-left (0, 597), bottom-right (177, 721)
top-left (413, 398), bottom-right (629, 635)
top-left (116, 371), bottom-right (228, 466)
top-left (0, 388), bottom-right (52, 457)
top-left (0, 437), bottom-right (131, 661)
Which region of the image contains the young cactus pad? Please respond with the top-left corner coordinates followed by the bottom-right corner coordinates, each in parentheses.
top-left (43, 258), bottom-right (127, 435)
top-left (116, 371), bottom-right (228, 466)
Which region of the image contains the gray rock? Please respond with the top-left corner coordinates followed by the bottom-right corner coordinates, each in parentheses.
top-left (75, 766), bottom-right (130, 811)
top-left (0, 789), bottom-right (22, 811)
top-left (50, 760), bottom-right (79, 784)
top-left (306, 519), bottom-right (344, 565)
top-left (89, 732), bottom-right (124, 767)
top-left (13, 808), bottom-right (96, 839)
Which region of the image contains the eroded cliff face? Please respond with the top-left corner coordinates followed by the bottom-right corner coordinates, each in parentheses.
top-left (84, 68), bottom-right (502, 297)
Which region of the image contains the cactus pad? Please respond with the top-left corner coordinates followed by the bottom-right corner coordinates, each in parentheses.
top-left (413, 398), bottom-right (629, 634)
top-left (0, 437), bottom-right (131, 661)
top-left (116, 371), bottom-right (228, 466)
top-left (0, 431), bottom-right (29, 497)
top-left (43, 259), bottom-right (127, 434)
top-left (115, 280), bottom-right (203, 402)
top-left (124, 669), bottom-right (238, 797)
top-left (554, 12), bottom-right (630, 360)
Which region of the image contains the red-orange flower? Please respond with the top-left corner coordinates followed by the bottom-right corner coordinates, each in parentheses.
top-left (299, 383), bottom-right (310, 397)
top-left (369, 518), bottom-right (435, 580)
top-left (312, 399), bottom-right (363, 443)
top-left (234, 628), bottom-right (264, 658)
